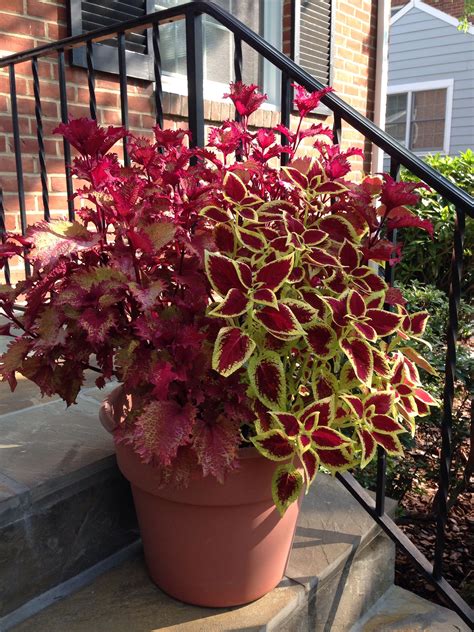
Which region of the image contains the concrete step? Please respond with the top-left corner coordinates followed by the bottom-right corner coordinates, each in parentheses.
top-left (0, 377), bottom-right (138, 625)
top-left (350, 585), bottom-right (471, 632)
top-left (4, 474), bottom-right (397, 632)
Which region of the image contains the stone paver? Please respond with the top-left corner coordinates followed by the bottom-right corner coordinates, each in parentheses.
top-left (10, 556), bottom-right (305, 632)
top-left (351, 585), bottom-right (471, 632)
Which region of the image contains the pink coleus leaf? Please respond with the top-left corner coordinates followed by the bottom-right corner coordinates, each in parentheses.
top-left (132, 400), bottom-right (195, 466)
top-left (223, 81), bottom-right (267, 117)
top-left (54, 118), bottom-right (126, 156)
top-left (340, 336), bottom-right (374, 386)
top-left (212, 327), bottom-right (256, 377)
top-left (271, 463), bottom-right (303, 516)
top-left (205, 251), bottom-right (252, 297)
top-left (248, 352), bottom-right (286, 410)
top-left (192, 416), bottom-right (241, 484)
top-left (254, 253), bottom-right (294, 292)
top-left (27, 220), bottom-right (100, 266)
top-left (386, 207), bottom-right (434, 237)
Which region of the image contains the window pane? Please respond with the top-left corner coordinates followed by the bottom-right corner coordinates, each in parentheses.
top-left (386, 93), bottom-right (408, 144)
top-left (410, 89), bottom-right (446, 151)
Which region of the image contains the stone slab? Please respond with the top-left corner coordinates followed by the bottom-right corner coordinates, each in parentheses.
top-left (286, 475), bottom-right (397, 591)
top-left (9, 556), bottom-right (305, 632)
top-left (0, 382), bottom-right (116, 503)
top-left (351, 585), bottom-right (472, 632)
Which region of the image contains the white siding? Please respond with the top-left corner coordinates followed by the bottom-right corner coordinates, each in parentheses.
top-left (388, 7), bottom-right (474, 155)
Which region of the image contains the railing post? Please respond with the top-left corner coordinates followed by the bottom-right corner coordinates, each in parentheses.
top-left (117, 32), bottom-right (130, 167)
top-left (58, 49), bottom-right (75, 221)
top-left (280, 74), bottom-right (291, 166)
top-left (332, 112), bottom-right (342, 145)
top-left (152, 23), bottom-right (164, 129)
top-left (185, 7), bottom-right (204, 149)
top-left (86, 41), bottom-right (97, 121)
top-left (0, 188), bottom-right (11, 285)
top-left (433, 204), bottom-right (465, 580)
top-left (32, 56), bottom-right (50, 222)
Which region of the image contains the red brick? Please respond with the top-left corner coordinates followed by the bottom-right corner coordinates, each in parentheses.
top-left (17, 97), bottom-right (58, 119)
top-left (0, 14), bottom-right (45, 38)
top-left (1, 0), bottom-right (24, 14)
top-left (46, 22), bottom-right (67, 40)
top-left (27, 0), bottom-right (67, 22)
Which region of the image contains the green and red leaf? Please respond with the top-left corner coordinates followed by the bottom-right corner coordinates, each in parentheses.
top-left (255, 303), bottom-right (304, 339)
top-left (252, 429), bottom-right (295, 461)
top-left (307, 322), bottom-right (337, 359)
top-left (205, 251), bottom-right (252, 297)
top-left (340, 336), bottom-right (373, 386)
top-left (271, 463), bottom-right (303, 516)
top-left (212, 327), bottom-right (256, 376)
top-left (248, 352), bottom-right (286, 410)
top-left (209, 288), bottom-right (248, 317)
top-left (366, 309), bottom-right (402, 337)
top-left (254, 254), bottom-right (294, 292)
top-left (301, 449), bottom-right (319, 486)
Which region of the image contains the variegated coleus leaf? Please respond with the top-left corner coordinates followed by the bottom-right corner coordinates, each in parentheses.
top-left (208, 288), bottom-right (249, 317)
top-left (212, 327), bottom-right (255, 377)
top-left (27, 220), bottom-right (100, 266)
top-left (254, 303), bottom-right (305, 340)
top-left (248, 352), bottom-right (286, 410)
top-left (340, 336), bottom-right (374, 386)
top-left (254, 253), bottom-right (294, 292)
top-left (251, 429), bottom-right (295, 461)
top-left (205, 251), bottom-right (252, 298)
top-left (271, 463), bottom-right (304, 516)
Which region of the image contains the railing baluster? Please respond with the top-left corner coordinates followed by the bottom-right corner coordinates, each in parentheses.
top-left (152, 24), bottom-right (163, 129)
top-left (185, 8), bottom-right (204, 149)
top-left (233, 34), bottom-right (243, 161)
top-left (0, 188), bottom-right (11, 285)
top-left (117, 32), bottom-right (130, 167)
top-left (32, 57), bottom-right (49, 222)
top-left (58, 49), bottom-right (74, 221)
top-left (433, 204), bottom-right (465, 580)
top-left (9, 64), bottom-right (30, 277)
top-left (86, 41), bottom-right (97, 121)
top-left (333, 113), bottom-right (342, 146)
top-left (280, 74), bottom-right (291, 166)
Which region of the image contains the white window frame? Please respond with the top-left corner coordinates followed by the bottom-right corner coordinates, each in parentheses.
top-left (156, 0), bottom-right (281, 108)
top-left (386, 79), bottom-right (454, 155)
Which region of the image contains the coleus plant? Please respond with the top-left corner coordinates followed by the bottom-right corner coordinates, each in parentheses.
top-left (0, 82), bottom-right (437, 514)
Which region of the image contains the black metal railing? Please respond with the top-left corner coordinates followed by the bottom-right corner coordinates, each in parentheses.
top-left (0, 2), bottom-right (472, 625)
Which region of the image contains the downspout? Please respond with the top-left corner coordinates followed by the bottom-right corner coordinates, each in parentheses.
top-left (372, 0), bottom-right (391, 172)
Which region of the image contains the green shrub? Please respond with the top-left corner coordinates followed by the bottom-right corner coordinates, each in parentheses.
top-left (396, 150), bottom-right (474, 299)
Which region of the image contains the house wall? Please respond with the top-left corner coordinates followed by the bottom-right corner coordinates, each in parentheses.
top-left (388, 6), bottom-right (474, 155)
top-left (0, 0), bottom-right (377, 279)
top-left (392, 0), bottom-right (468, 19)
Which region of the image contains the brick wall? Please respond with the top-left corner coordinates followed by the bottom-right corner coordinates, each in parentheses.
top-left (0, 0), bottom-right (377, 279)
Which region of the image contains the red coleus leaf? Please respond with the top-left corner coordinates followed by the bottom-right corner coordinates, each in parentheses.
top-left (413, 388), bottom-right (437, 405)
top-left (380, 175), bottom-right (421, 210)
top-left (385, 286), bottom-right (407, 307)
top-left (353, 322), bottom-right (377, 342)
top-left (253, 287), bottom-right (278, 308)
top-left (386, 207), bottom-right (434, 237)
top-left (340, 336), bottom-right (373, 386)
top-left (78, 308), bottom-right (116, 344)
top-left (257, 128), bottom-right (276, 149)
top-left (214, 223), bottom-right (235, 254)
top-left (236, 226), bottom-right (266, 252)
top-left (304, 228), bottom-right (327, 246)
top-left (271, 463), bottom-right (303, 516)
top-left (347, 290), bottom-right (366, 318)
top-left (341, 394), bottom-right (364, 418)
top-left (307, 322), bottom-right (337, 359)
top-left (255, 254), bottom-right (294, 292)
top-left (248, 352), bottom-right (286, 410)
top-left (317, 447), bottom-right (352, 471)
top-left (300, 397), bottom-right (334, 430)
top-left (365, 391), bottom-right (394, 415)
top-left (205, 251), bottom-right (251, 297)
top-left (365, 309), bottom-right (402, 337)
top-left (357, 429), bottom-right (377, 469)
top-left (370, 414), bottom-right (404, 434)
top-left (200, 205), bottom-right (231, 223)
top-left (255, 303), bottom-right (304, 339)
top-left (406, 311), bottom-right (429, 337)
top-left (223, 171), bottom-right (247, 202)
top-left (212, 327), bottom-right (255, 377)
top-left (209, 288), bottom-right (249, 317)
top-left (301, 449), bottom-right (319, 485)
top-left (133, 400), bottom-right (195, 466)
top-left (317, 216), bottom-right (357, 243)
top-left (224, 81), bottom-right (267, 117)
top-left (271, 412), bottom-right (300, 437)
top-left (306, 247), bottom-right (341, 268)
top-left (54, 118), bottom-right (126, 156)
top-left (292, 84), bottom-right (333, 117)
top-left (280, 299), bottom-right (318, 327)
top-left (371, 431), bottom-right (404, 455)
top-left (339, 239), bottom-right (360, 270)
top-left (312, 427), bottom-right (350, 449)
top-left (252, 429), bottom-right (295, 461)
top-left (373, 348), bottom-right (392, 378)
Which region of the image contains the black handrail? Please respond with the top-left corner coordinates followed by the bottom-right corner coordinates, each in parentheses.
top-left (0, 1), bottom-right (472, 215)
top-left (0, 1), bottom-right (472, 626)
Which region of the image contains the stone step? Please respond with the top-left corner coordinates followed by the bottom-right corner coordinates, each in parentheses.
top-left (350, 584), bottom-right (471, 632)
top-left (0, 377), bottom-right (138, 625)
top-left (4, 474), bottom-right (397, 632)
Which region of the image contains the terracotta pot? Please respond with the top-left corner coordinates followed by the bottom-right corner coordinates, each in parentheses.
top-left (100, 387), bottom-right (301, 607)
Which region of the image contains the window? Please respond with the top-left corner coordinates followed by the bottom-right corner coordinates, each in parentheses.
top-left (156, 0), bottom-right (282, 104)
top-left (68, 0), bottom-right (155, 80)
top-left (386, 81), bottom-right (453, 154)
top-left (295, 0), bottom-right (333, 87)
